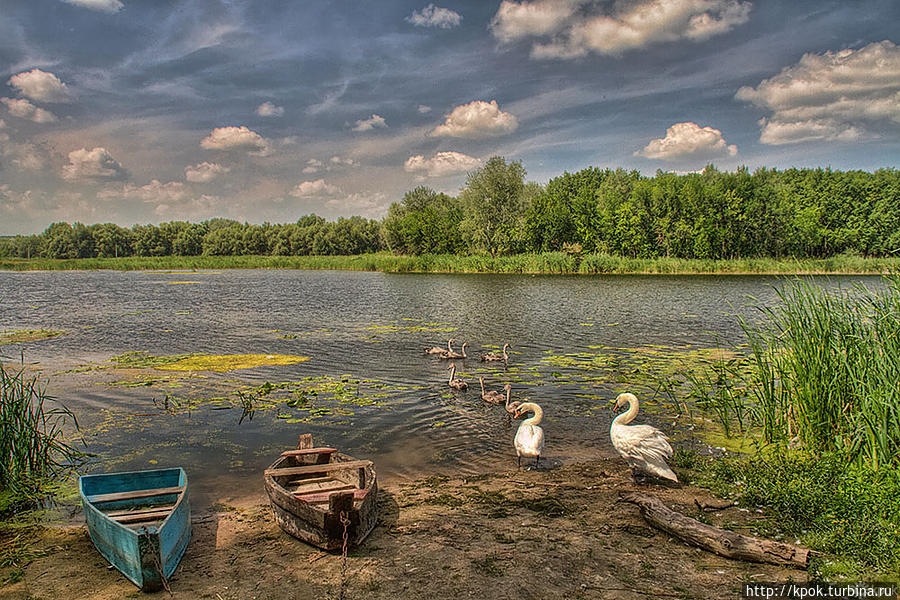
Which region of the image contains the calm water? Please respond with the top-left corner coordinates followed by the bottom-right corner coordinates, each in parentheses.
top-left (0, 270), bottom-right (880, 504)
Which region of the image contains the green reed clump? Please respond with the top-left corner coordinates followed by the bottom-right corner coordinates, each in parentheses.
top-left (0, 362), bottom-right (82, 505)
top-left (742, 276), bottom-right (900, 470)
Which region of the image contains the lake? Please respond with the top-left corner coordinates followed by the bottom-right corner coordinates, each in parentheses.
top-left (0, 269), bottom-right (879, 504)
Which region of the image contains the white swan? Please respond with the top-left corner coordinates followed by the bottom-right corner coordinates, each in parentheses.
top-left (513, 402), bottom-right (544, 469)
top-left (425, 338), bottom-right (455, 355)
top-left (610, 392), bottom-right (677, 483)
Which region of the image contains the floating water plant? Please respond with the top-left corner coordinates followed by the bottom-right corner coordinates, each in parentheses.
top-left (152, 353), bottom-right (310, 372)
top-left (0, 329), bottom-right (65, 346)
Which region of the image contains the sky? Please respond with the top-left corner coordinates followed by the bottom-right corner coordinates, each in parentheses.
top-left (0, 0), bottom-right (898, 235)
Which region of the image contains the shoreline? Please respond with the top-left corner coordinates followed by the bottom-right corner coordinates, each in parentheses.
top-left (2, 459), bottom-right (804, 600)
top-left (1, 253), bottom-right (898, 275)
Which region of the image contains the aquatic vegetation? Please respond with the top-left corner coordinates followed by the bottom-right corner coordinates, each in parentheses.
top-left (0, 362), bottom-right (82, 502)
top-left (167, 280), bottom-right (201, 284)
top-left (0, 329), bottom-right (65, 345)
top-left (155, 353), bottom-right (311, 372)
top-left (364, 323), bottom-right (456, 334)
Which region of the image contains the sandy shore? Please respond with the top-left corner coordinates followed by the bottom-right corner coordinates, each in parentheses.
top-left (1, 458), bottom-right (804, 600)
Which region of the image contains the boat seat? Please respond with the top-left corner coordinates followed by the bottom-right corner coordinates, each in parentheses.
top-left (280, 447), bottom-right (337, 457)
top-left (111, 509), bottom-right (173, 524)
top-left (294, 488), bottom-right (369, 504)
top-left (265, 460), bottom-right (372, 478)
top-left (86, 486), bottom-right (184, 504)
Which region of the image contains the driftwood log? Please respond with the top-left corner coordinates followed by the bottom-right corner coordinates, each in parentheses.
top-left (619, 491), bottom-right (810, 569)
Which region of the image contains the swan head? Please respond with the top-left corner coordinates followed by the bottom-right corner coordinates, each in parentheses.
top-left (614, 392), bottom-right (637, 410)
top-left (504, 384), bottom-right (512, 391)
top-left (513, 401), bottom-right (541, 420)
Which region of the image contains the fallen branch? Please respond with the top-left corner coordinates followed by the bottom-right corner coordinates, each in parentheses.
top-left (694, 498), bottom-right (736, 512)
top-left (619, 491), bottom-right (810, 569)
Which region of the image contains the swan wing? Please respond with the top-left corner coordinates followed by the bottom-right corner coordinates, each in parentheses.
top-left (610, 423), bottom-right (677, 481)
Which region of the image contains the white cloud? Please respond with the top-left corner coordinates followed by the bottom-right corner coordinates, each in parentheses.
top-left (491, 0), bottom-right (751, 59)
top-left (418, 105), bottom-right (432, 114)
top-left (636, 122), bottom-right (737, 160)
top-left (289, 179), bottom-right (340, 198)
top-left (329, 155), bottom-right (356, 167)
top-left (61, 0), bottom-right (123, 13)
top-left (61, 147), bottom-right (127, 181)
top-left (184, 161), bottom-right (229, 183)
top-left (430, 100), bottom-right (518, 138)
top-left (256, 101), bottom-right (284, 117)
top-left (405, 151), bottom-right (481, 178)
top-left (1, 97), bottom-right (57, 123)
top-left (407, 4), bottom-right (462, 29)
top-left (98, 180), bottom-right (188, 203)
top-left (200, 125), bottom-right (271, 154)
top-left (352, 114), bottom-right (387, 132)
top-left (302, 159), bottom-right (324, 174)
top-left (736, 41), bottom-right (900, 145)
top-left (325, 192), bottom-right (388, 219)
top-left (7, 69), bottom-right (70, 102)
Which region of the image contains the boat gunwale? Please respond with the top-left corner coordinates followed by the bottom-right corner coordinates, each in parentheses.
top-left (264, 452), bottom-right (375, 516)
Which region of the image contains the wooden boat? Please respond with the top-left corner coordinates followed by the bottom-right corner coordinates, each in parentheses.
top-left (264, 433), bottom-right (377, 550)
top-left (79, 467), bottom-right (190, 592)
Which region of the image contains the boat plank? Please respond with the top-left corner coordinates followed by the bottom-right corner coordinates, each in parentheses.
top-left (296, 489), bottom-right (369, 504)
top-left (113, 510), bottom-right (173, 524)
top-left (105, 504), bottom-right (175, 517)
top-left (280, 448), bottom-right (336, 457)
top-left (265, 460), bottom-right (372, 478)
top-left (87, 486), bottom-right (183, 504)
top-left (295, 482), bottom-right (355, 496)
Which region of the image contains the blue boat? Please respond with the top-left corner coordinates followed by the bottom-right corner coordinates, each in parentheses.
top-left (79, 467), bottom-right (191, 592)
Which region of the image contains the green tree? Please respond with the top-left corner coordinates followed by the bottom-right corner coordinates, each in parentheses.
top-left (460, 156), bottom-right (527, 257)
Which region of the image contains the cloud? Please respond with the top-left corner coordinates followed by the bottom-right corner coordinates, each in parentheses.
top-left (7, 69), bottom-right (70, 102)
top-left (98, 180), bottom-right (188, 203)
top-left (405, 151), bottom-right (481, 178)
top-left (61, 0), bottom-right (123, 13)
top-left (418, 105), bottom-right (432, 114)
top-left (407, 4), bottom-right (462, 29)
top-left (289, 179), bottom-right (340, 198)
top-left (256, 101), bottom-right (284, 117)
top-left (352, 114), bottom-right (387, 132)
top-left (61, 147), bottom-right (127, 181)
top-left (430, 100), bottom-right (518, 138)
top-left (491, 0), bottom-right (751, 59)
top-left (325, 192), bottom-right (387, 219)
top-left (329, 155), bottom-right (356, 167)
top-left (1, 97), bottom-right (57, 123)
top-left (200, 125), bottom-right (271, 154)
top-left (302, 159), bottom-right (324, 174)
top-left (184, 161), bottom-right (230, 183)
top-left (736, 41), bottom-right (900, 145)
top-left (636, 122), bottom-right (737, 160)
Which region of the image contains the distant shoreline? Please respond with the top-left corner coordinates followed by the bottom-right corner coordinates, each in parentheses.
top-left (2, 253), bottom-right (898, 275)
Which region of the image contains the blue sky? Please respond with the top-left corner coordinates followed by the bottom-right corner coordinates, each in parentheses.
top-left (0, 0), bottom-right (898, 234)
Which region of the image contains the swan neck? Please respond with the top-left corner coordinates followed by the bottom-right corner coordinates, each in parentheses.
top-left (521, 403), bottom-right (542, 426)
top-left (479, 378), bottom-right (486, 394)
top-left (613, 396), bottom-right (639, 426)
top-left (448, 365), bottom-right (455, 383)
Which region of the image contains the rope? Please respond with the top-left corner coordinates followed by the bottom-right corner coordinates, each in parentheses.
top-left (338, 510), bottom-right (351, 600)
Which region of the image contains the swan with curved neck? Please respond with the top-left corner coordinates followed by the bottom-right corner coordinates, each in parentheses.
top-left (480, 343), bottom-right (511, 362)
top-left (447, 363), bottom-right (467, 390)
top-left (425, 338), bottom-right (455, 355)
top-left (513, 402), bottom-right (544, 468)
top-left (440, 342), bottom-right (468, 360)
top-left (504, 386), bottom-right (522, 426)
top-left (479, 377), bottom-right (507, 404)
top-left (610, 392), bottom-right (677, 482)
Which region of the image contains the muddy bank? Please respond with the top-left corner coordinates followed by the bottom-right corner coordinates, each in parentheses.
top-left (2, 459), bottom-right (803, 600)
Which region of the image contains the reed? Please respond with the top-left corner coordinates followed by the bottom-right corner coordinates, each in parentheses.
top-left (0, 361), bottom-right (81, 504)
top-left (2, 253), bottom-right (900, 274)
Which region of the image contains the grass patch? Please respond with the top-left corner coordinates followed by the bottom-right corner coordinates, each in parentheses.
top-left (156, 353), bottom-right (310, 372)
top-left (471, 554), bottom-right (505, 577)
top-left (0, 329), bottom-right (65, 345)
top-left (678, 450), bottom-right (900, 582)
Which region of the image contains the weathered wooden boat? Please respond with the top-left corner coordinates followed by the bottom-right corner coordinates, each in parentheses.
top-left (79, 467), bottom-right (190, 592)
top-left (264, 434), bottom-right (377, 550)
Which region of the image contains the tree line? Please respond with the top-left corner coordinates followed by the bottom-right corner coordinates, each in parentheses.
top-left (3, 157), bottom-right (899, 260)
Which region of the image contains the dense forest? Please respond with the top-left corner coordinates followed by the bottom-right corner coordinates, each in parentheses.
top-left (3, 158), bottom-right (899, 260)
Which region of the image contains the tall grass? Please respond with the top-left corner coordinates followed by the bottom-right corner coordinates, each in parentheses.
top-left (0, 361), bottom-right (81, 505)
top-left (2, 253), bottom-right (899, 274)
top-left (740, 276), bottom-right (900, 470)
